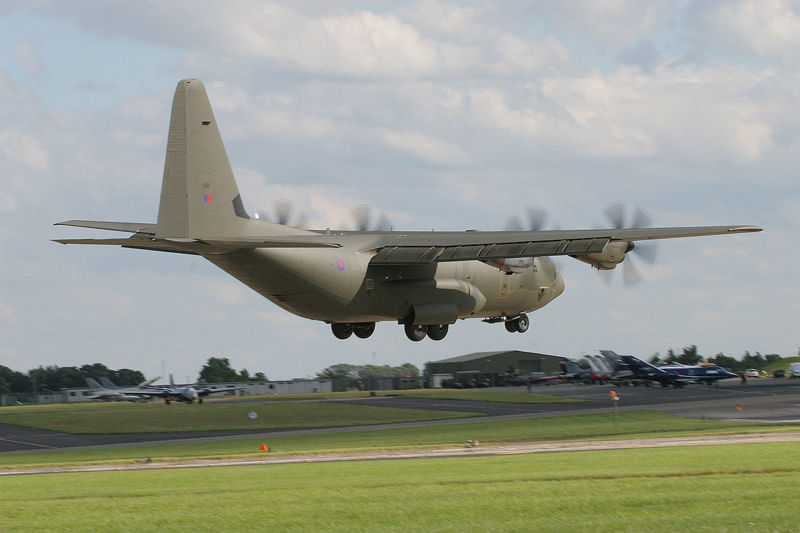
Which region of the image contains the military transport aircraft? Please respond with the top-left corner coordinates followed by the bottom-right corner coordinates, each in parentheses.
top-left (55, 79), bottom-right (762, 342)
top-left (85, 376), bottom-right (237, 404)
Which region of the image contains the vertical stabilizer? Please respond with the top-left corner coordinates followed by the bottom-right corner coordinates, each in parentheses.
top-left (156, 79), bottom-right (249, 238)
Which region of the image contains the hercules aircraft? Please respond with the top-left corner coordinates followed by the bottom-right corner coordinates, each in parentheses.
top-left (55, 79), bottom-right (762, 342)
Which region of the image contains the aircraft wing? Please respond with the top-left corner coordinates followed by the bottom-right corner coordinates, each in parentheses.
top-left (55, 219), bottom-right (761, 262)
top-left (365, 225), bottom-right (762, 265)
top-left (197, 386), bottom-right (240, 397)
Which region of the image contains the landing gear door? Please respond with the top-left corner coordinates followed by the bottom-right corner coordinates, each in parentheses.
top-left (498, 271), bottom-right (511, 299)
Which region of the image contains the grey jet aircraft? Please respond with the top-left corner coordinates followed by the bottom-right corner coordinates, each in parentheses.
top-left (85, 377), bottom-right (160, 402)
top-left (55, 79), bottom-right (762, 342)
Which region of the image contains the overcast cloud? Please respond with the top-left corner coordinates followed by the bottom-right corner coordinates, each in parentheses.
top-left (0, 1), bottom-right (797, 382)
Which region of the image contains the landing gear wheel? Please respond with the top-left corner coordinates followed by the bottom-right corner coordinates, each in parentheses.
top-left (354, 322), bottom-right (376, 339)
top-left (515, 313), bottom-right (529, 333)
top-left (404, 323), bottom-right (427, 342)
top-left (504, 320), bottom-right (517, 333)
top-left (331, 323), bottom-right (354, 339)
top-left (427, 324), bottom-right (449, 341)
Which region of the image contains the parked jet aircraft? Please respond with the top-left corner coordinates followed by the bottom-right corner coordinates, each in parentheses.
top-left (559, 360), bottom-right (598, 383)
top-left (55, 79), bottom-right (762, 342)
top-left (658, 362), bottom-right (738, 385)
top-left (85, 377), bottom-right (158, 402)
top-left (98, 376), bottom-right (160, 390)
top-left (620, 355), bottom-right (737, 387)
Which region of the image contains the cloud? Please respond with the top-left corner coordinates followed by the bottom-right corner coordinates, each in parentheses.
top-left (13, 41), bottom-right (43, 74)
top-left (0, 129), bottom-right (49, 171)
top-left (689, 0), bottom-right (800, 67)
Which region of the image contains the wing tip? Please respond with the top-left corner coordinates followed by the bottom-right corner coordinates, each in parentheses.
top-left (730, 225), bottom-right (763, 233)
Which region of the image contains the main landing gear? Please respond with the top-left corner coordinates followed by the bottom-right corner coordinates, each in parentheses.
top-left (504, 313), bottom-right (529, 333)
top-left (331, 322), bottom-right (450, 341)
top-left (404, 323), bottom-right (449, 342)
top-left (331, 322), bottom-right (376, 340)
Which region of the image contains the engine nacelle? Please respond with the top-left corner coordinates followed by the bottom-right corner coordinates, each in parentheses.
top-left (485, 257), bottom-right (534, 274)
top-left (572, 240), bottom-right (631, 270)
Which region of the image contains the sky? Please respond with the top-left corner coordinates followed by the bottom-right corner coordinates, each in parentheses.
top-left (1, 0), bottom-right (798, 383)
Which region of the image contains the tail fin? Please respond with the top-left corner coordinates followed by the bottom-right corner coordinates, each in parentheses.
top-left (139, 376), bottom-right (161, 387)
top-left (85, 377), bottom-right (102, 389)
top-left (620, 355), bottom-right (664, 377)
top-left (156, 79), bottom-right (250, 239)
top-left (99, 377), bottom-right (118, 389)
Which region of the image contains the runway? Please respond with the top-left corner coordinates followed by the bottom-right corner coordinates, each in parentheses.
top-left (1, 379), bottom-right (798, 454)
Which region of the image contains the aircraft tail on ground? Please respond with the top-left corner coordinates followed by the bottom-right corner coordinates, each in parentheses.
top-left (98, 377), bottom-right (118, 389)
top-left (156, 79), bottom-right (252, 240)
top-left (85, 377), bottom-right (102, 389)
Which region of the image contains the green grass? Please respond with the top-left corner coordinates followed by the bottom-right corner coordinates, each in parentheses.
top-left (0, 389), bottom-right (576, 433)
top-left (1, 442), bottom-right (799, 532)
top-left (2, 411), bottom-right (793, 470)
top-left (0, 400), bottom-right (480, 433)
top-left (765, 355), bottom-right (800, 373)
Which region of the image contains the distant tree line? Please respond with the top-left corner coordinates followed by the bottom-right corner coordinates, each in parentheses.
top-left (316, 363), bottom-right (420, 380)
top-left (646, 345), bottom-right (787, 373)
top-left (198, 357), bottom-right (267, 383)
top-left (0, 357), bottom-right (271, 394)
top-left (0, 363), bottom-right (145, 395)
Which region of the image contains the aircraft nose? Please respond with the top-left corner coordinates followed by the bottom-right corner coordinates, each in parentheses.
top-left (553, 274), bottom-right (565, 297)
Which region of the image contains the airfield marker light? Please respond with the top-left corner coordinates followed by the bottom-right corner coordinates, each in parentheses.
top-left (610, 391), bottom-right (620, 426)
top-left (260, 443), bottom-right (270, 452)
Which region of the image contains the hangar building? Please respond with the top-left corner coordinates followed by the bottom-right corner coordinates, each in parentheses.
top-left (425, 350), bottom-right (567, 376)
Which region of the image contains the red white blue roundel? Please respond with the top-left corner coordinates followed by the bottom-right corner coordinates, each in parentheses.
top-left (336, 259), bottom-right (346, 271)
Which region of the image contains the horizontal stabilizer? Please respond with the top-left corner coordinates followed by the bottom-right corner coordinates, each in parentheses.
top-left (53, 235), bottom-right (342, 252)
top-left (55, 220), bottom-right (156, 233)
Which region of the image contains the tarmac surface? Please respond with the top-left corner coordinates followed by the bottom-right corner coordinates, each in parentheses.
top-left (1, 378), bottom-right (799, 455)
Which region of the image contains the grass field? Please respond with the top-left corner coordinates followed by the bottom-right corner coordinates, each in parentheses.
top-left (1, 411), bottom-right (793, 469)
top-left (0, 400), bottom-right (482, 433)
top-left (0, 389), bottom-right (579, 433)
top-left (1, 441), bottom-right (798, 532)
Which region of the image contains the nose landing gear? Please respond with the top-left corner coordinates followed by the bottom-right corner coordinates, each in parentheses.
top-left (504, 313), bottom-right (529, 333)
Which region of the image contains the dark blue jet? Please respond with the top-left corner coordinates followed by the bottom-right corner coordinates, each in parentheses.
top-left (620, 355), bottom-right (737, 387)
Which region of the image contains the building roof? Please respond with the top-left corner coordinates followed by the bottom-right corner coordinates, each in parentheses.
top-left (429, 350), bottom-right (563, 364)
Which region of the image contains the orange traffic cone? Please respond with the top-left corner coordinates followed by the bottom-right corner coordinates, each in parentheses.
top-left (259, 443), bottom-right (270, 452)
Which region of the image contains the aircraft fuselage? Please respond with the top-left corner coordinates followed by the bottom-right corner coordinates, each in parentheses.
top-left (205, 247), bottom-right (564, 324)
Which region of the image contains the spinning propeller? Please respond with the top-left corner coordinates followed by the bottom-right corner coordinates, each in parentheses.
top-left (499, 207), bottom-right (565, 273)
top-left (255, 200), bottom-right (311, 229)
top-left (352, 204), bottom-right (392, 231)
top-left (503, 207), bottom-right (552, 232)
top-left (597, 202), bottom-right (659, 287)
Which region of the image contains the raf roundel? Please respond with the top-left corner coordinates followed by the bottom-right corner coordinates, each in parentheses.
top-left (336, 259), bottom-right (346, 271)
